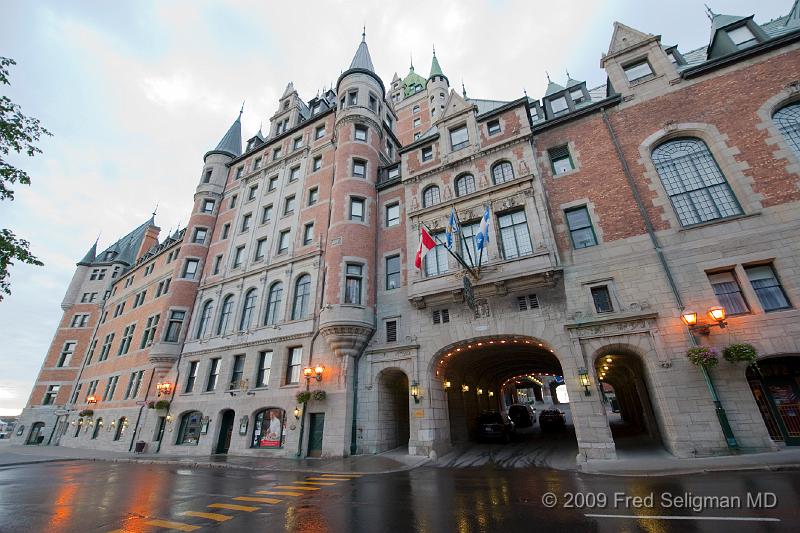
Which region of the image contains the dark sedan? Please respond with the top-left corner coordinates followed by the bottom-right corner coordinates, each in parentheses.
top-left (508, 404), bottom-right (536, 428)
top-left (475, 411), bottom-right (515, 443)
top-left (538, 407), bottom-right (567, 431)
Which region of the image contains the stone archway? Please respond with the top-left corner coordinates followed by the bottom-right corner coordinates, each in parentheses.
top-left (747, 354), bottom-right (800, 445)
top-left (375, 368), bottom-right (410, 452)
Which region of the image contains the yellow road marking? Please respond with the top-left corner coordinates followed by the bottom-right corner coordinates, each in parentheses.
top-left (208, 503), bottom-right (258, 512)
top-left (144, 519), bottom-right (201, 531)
top-left (294, 481), bottom-right (337, 486)
top-left (317, 475), bottom-right (355, 480)
top-left (181, 511), bottom-right (233, 522)
top-left (305, 477), bottom-right (343, 481)
top-left (321, 473), bottom-right (362, 477)
top-left (275, 485), bottom-right (319, 491)
top-left (233, 496), bottom-right (283, 504)
top-left (256, 490), bottom-right (304, 497)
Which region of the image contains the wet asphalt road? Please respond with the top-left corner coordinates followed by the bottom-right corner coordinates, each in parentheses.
top-left (0, 461), bottom-right (798, 533)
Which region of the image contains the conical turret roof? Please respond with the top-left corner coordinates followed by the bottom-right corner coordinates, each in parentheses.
top-left (349, 33), bottom-right (375, 72)
top-left (429, 50), bottom-right (447, 81)
top-left (77, 240), bottom-right (97, 266)
top-left (205, 111), bottom-right (242, 160)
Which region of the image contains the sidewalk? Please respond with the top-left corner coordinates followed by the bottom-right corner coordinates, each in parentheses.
top-left (0, 441), bottom-right (428, 474)
top-left (581, 447), bottom-right (800, 476)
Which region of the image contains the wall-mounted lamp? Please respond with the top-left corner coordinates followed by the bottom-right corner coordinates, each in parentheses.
top-left (303, 365), bottom-right (324, 382)
top-left (293, 406), bottom-right (301, 420)
top-left (410, 382), bottom-right (421, 404)
top-left (165, 415), bottom-right (173, 424)
top-left (488, 391), bottom-right (494, 398)
top-left (86, 395), bottom-right (97, 404)
top-left (461, 384), bottom-right (470, 393)
top-left (444, 380), bottom-right (451, 390)
top-left (156, 381), bottom-right (174, 396)
top-left (477, 388), bottom-right (483, 395)
top-left (681, 306), bottom-right (727, 335)
top-left (578, 367), bottom-right (591, 396)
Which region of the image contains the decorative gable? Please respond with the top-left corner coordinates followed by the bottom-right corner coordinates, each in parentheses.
top-left (437, 90), bottom-right (475, 124)
top-left (604, 22), bottom-right (657, 58)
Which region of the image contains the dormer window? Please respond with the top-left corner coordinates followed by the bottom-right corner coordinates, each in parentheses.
top-left (551, 96), bottom-right (568, 116)
top-left (449, 125), bottom-right (469, 151)
top-left (727, 25), bottom-right (757, 49)
top-left (569, 89), bottom-right (585, 105)
top-left (623, 59), bottom-right (654, 83)
top-left (311, 103), bottom-right (321, 115)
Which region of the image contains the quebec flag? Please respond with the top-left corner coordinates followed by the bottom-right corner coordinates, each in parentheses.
top-left (476, 207), bottom-right (491, 251)
top-left (445, 207), bottom-right (459, 248)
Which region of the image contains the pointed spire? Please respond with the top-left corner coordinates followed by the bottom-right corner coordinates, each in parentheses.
top-left (429, 47), bottom-right (446, 81)
top-left (152, 202), bottom-right (159, 219)
top-left (78, 238), bottom-right (98, 266)
top-left (705, 3), bottom-right (715, 19)
top-left (348, 31), bottom-right (375, 71)
top-left (206, 110), bottom-right (243, 160)
top-left (565, 69), bottom-right (582, 88)
top-left (544, 71), bottom-right (565, 97)
top-left (410, 52), bottom-right (414, 71)
top-left (462, 79), bottom-right (467, 98)
top-left (362, 25), bottom-right (366, 42)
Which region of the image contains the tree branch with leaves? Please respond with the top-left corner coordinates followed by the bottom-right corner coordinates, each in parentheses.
top-left (0, 56), bottom-right (51, 301)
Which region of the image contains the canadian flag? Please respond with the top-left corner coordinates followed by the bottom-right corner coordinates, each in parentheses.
top-left (414, 226), bottom-right (436, 269)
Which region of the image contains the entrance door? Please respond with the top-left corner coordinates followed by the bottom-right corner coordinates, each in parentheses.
top-left (748, 357), bottom-right (800, 445)
top-left (27, 422), bottom-right (45, 445)
top-left (215, 411), bottom-right (235, 454)
top-left (307, 413), bottom-right (325, 457)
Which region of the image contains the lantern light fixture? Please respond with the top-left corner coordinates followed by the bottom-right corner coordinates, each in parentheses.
top-left (293, 406), bottom-right (301, 420)
top-left (681, 305), bottom-right (728, 334)
top-left (156, 381), bottom-right (173, 396)
top-left (86, 395), bottom-right (97, 404)
top-left (444, 380), bottom-right (451, 389)
top-left (410, 382), bottom-right (421, 404)
top-left (578, 367), bottom-right (591, 396)
top-left (462, 384), bottom-right (470, 393)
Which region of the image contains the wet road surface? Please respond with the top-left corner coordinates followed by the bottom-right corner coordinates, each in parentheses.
top-left (0, 460), bottom-right (798, 532)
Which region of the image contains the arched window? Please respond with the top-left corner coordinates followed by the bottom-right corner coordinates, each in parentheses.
top-left (74, 418), bottom-right (83, 437)
top-left (177, 411), bottom-right (203, 445)
top-left (491, 161), bottom-right (514, 185)
top-left (216, 295), bottom-right (234, 335)
top-left (113, 417), bottom-right (127, 441)
top-left (292, 275), bottom-right (311, 320)
top-left (92, 418), bottom-right (103, 439)
top-left (251, 408), bottom-right (285, 448)
top-left (454, 174), bottom-right (476, 197)
top-left (195, 300), bottom-right (214, 339)
top-left (264, 282), bottom-right (283, 325)
top-left (239, 289), bottom-right (257, 331)
top-left (652, 137), bottom-right (742, 226)
top-left (422, 185), bottom-right (440, 208)
top-left (774, 102), bottom-right (800, 158)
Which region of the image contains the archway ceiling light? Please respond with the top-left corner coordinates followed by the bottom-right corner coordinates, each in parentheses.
top-left (439, 340), bottom-right (562, 386)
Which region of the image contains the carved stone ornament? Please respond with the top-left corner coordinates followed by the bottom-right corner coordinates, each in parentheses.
top-left (567, 317), bottom-right (656, 340)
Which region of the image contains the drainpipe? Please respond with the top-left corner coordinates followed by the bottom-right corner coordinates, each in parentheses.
top-left (601, 108), bottom-right (738, 450)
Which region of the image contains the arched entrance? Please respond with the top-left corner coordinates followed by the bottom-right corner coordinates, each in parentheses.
top-left (434, 335), bottom-right (580, 462)
top-left (26, 422), bottom-right (45, 445)
top-left (215, 409), bottom-right (235, 454)
top-left (376, 368), bottom-right (410, 452)
top-left (594, 350), bottom-right (663, 451)
top-left (747, 355), bottom-right (800, 445)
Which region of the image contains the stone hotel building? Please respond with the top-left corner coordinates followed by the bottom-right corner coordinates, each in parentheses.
top-left (11, 3), bottom-right (800, 463)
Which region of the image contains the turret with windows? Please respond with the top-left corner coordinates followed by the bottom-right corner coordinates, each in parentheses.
top-left (426, 48), bottom-right (449, 120)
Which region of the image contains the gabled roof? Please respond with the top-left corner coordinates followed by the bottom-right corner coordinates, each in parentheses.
top-left (206, 111), bottom-right (242, 159)
top-left (403, 66), bottom-right (427, 96)
top-left (605, 21), bottom-right (655, 56)
top-left (544, 79), bottom-right (566, 97)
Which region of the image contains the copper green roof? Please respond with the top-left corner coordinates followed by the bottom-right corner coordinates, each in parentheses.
top-left (402, 66), bottom-right (427, 96)
top-left (429, 52), bottom-right (446, 81)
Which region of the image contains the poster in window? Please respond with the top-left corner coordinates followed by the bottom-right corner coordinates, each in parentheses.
top-left (252, 408), bottom-right (284, 448)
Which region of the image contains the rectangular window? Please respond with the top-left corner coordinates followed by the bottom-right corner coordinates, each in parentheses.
top-left (240, 213), bottom-right (252, 232)
top-left (133, 291), bottom-right (146, 307)
top-left (235, 166), bottom-right (244, 179)
top-left (708, 271), bottom-right (749, 315)
top-left (156, 277), bottom-right (171, 297)
top-left (273, 147), bottom-right (282, 160)
top-left (421, 146), bottom-right (433, 162)
top-left (99, 333), bottom-right (114, 361)
top-left (268, 176), bottom-right (279, 191)
top-left (449, 125), bottom-right (469, 151)
top-left (349, 198), bottom-right (365, 221)
top-left (164, 310), bottom-right (185, 342)
top-left (230, 194), bottom-right (238, 209)
top-left (355, 124), bottom-right (368, 141)
top-left (369, 94), bottom-right (378, 112)
top-left (624, 59), bottom-right (654, 82)
top-left (459, 223), bottom-right (487, 267)
top-left (312, 103), bottom-right (321, 115)
top-left (315, 125), bottom-right (326, 139)
top-left (386, 203), bottom-right (400, 227)
top-left (57, 342), bottom-right (76, 367)
top-left (117, 324), bottom-right (135, 355)
top-left (386, 320), bottom-right (398, 343)
top-left (345, 263), bottom-right (363, 304)
top-left (70, 314), bottom-right (89, 328)
top-left (348, 91), bottom-right (358, 106)
top-left (487, 119), bottom-right (501, 136)
top-left (550, 96), bottom-right (568, 115)
top-left (286, 347), bottom-right (302, 384)
top-left (293, 137), bottom-right (303, 150)
top-left (248, 185), bottom-right (258, 201)
top-left (549, 145), bottom-right (574, 174)
top-left (289, 166), bottom-right (300, 182)
top-left (85, 339), bottom-right (97, 365)
top-left (206, 358), bottom-right (220, 391)
top-left (185, 361), bottom-right (198, 393)
top-left (414, 132), bottom-right (421, 141)
top-left (229, 354), bottom-right (245, 389)
top-left (352, 159), bottom-right (366, 178)
top-left (233, 246), bottom-right (245, 268)
top-left (387, 166), bottom-right (399, 180)
top-left (517, 294), bottom-right (540, 311)
top-left (124, 370), bottom-right (142, 399)
top-left (386, 255), bottom-right (400, 290)
top-left (278, 230), bottom-right (290, 254)
top-left (140, 314), bottom-right (160, 349)
top-left (591, 286), bottom-right (614, 313)
top-left (424, 233), bottom-right (449, 276)
top-left (192, 228), bottom-right (207, 244)
top-left (284, 195), bottom-right (296, 215)
top-left (565, 206), bottom-right (598, 249)
top-left (308, 187), bottom-right (319, 206)
top-left (570, 89), bottom-right (585, 104)
top-left (253, 156), bottom-right (262, 170)
top-left (302, 223), bottom-right (314, 245)
top-left (221, 223), bottom-right (230, 239)
top-left (745, 265), bottom-right (791, 312)
top-left (432, 309), bottom-right (450, 324)
top-left (202, 199), bottom-right (215, 214)
top-left (102, 375), bottom-right (119, 401)
top-left (182, 259), bottom-right (199, 279)
top-left (728, 25), bottom-right (757, 48)
top-left (254, 238), bottom-right (268, 261)
top-left (313, 156), bottom-right (322, 171)
top-left (43, 385), bottom-right (60, 405)
top-left (203, 168), bottom-right (213, 183)
top-left (113, 302), bottom-right (125, 317)
top-left (498, 210), bottom-right (533, 259)
top-left (413, 117), bottom-right (421, 128)
top-left (256, 350), bottom-right (272, 388)
top-left (70, 383), bottom-right (82, 403)
top-left (213, 254), bottom-right (223, 275)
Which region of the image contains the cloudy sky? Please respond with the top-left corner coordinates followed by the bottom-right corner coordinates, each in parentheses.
top-left (0, 0), bottom-right (791, 415)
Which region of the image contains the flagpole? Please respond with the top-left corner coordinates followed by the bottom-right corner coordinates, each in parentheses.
top-left (452, 205), bottom-right (476, 270)
top-left (422, 223), bottom-right (477, 279)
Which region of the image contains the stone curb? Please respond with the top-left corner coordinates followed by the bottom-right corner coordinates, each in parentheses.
top-left (578, 462), bottom-right (800, 477)
top-left (0, 458), bottom-right (82, 468)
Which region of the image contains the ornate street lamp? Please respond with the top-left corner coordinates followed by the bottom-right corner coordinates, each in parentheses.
top-left (410, 382), bottom-right (421, 404)
top-left (578, 367), bottom-right (591, 396)
top-left (681, 306), bottom-right (727, 335)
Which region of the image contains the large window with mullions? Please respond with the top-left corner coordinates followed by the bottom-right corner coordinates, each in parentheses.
top-left (773, 102), bottom-right (800, 159)
top-left (651, 138), bottom-right (742, 227)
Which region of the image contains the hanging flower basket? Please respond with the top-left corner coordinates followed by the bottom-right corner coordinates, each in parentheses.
top-left (296, 391), bottom-right (312, 404)
top-left (722, 343), bottom-right (758, 365)
top-left (686, 346), bottom-right (719, 368)
top-left (312, 390), bottom-right (327, 402)
top-left (155, 400), bottom-right (171, 410)
top-left (78, 409), bottom-right (94, 417)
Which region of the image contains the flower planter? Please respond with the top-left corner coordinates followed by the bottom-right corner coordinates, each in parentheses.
top-left (686, 346), bottom-right (719, 368)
